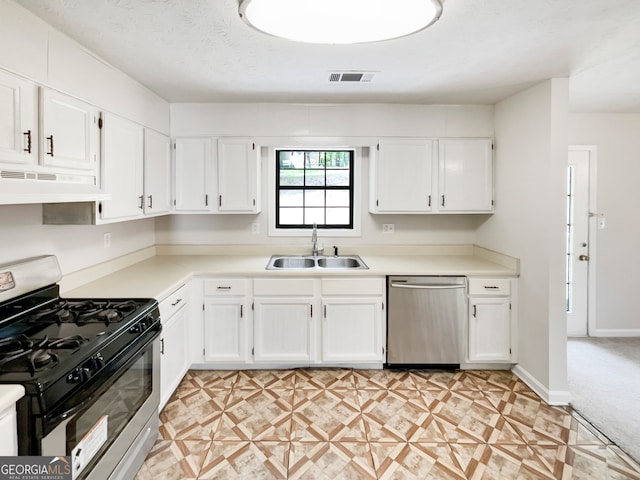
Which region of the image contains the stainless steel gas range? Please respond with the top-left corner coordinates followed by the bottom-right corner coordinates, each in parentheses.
top-left (0, 255), bottom-right (161, 480)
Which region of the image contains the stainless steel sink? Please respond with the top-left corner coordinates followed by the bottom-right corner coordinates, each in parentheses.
top-left (265, 255), bottom-right (368, 270)
top-left (270, 257), bottom-right (316, 269)
top-left (316, 256), bottom-right (363, 269)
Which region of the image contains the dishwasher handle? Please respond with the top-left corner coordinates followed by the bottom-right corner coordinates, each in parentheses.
top-left (390, 283), bottom-right (466, 290)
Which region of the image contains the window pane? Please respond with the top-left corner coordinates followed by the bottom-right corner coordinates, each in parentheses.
top-left (326, 207), bottom-right (350, 225)
top-left (305, 207), bottom-right (325, 224)
top-left (305, 190), bottom-right (325, 207)
top-left (278, 151), bottom-right (294, 169)
top-left (305, 151), bottom-right (321, 168)
top-left (280, 189), bottom-right (303, 207)
top-left (305, 169), bottom-right (325, 186)
top-left (326, 169), bottom-right (350, 186)
top-left (280, 207), bottom-right (303, 225)
top-left (280, 169), bottom-right (304, 186)
top-left (326, 190), bottom-right (349, 207)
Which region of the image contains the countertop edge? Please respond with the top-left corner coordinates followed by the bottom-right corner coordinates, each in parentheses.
top-left (0, 385), bottom-right (25, 412)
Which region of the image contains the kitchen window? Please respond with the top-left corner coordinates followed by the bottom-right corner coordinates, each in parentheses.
top-left (275, 149), bottom-right (354, 229)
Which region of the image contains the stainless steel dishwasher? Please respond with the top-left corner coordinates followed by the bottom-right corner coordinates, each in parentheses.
top-left (387, 276), bottom-right (467, 367)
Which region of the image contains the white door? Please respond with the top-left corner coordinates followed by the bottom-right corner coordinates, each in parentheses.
top-left (253, 298), bottom-right (313, 363)
top-left (322, 298), bottom-right (383, 363)
top-left (174, 137), bottom-right (213, 211)
top-left (438, 138), bottom-right (493, 212)
top-left (567, 147), bottom-right (595, 336)
top-left (0, 70), bottom-right (37, 165)
top-left (203, 298), bottom-right (248, 363)
top-left (40, 88), bottom-right (98, 171)
top-left (372, 139), bottom-right (434, 212)
top-left (217, 137), bottom-right (259, 212)
top-left (100, 113), bottom-right (144, 220)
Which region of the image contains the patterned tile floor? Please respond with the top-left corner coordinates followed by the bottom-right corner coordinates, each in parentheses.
top-left (135, 369), bottom-right (640, 479)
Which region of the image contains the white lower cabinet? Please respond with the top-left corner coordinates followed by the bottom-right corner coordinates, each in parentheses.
top-left (204, 299), bottom-right (248, 363)
top-left (253, 297), bottom-right (314, 363)
top-left (159, 284), bottom-right (190, 410)
top-left (322, 298), bottom-right (383, 363)
top-left (467, 278), bottom-right (513, 363)
top-left (203, 278), bottom-right (250, 363)
top-left (320, 278), bottom-right (385, 364)
top-left (198, 276), bottom-right (385, 368)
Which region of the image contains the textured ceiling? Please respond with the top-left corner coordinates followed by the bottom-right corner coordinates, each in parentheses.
top-left (13, 0), bottom-right (640, 112)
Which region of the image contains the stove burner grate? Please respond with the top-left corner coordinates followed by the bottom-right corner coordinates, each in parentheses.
top-left (26, 300), bottom-right (140, 326)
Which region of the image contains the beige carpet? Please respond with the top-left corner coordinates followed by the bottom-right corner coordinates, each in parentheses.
top-left (567, 337), bottom-right (640, 463)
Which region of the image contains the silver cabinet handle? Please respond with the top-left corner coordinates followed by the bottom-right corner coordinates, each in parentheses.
top-left (390, 283), bottom-right (466, 290)
top-left (217, 286), bottom-right (232, 290)
top-left (171, 298), bottom-right (182, 307)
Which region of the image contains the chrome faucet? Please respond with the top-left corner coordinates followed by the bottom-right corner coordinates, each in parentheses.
top-left (311, 223), bottom-right (323, 256)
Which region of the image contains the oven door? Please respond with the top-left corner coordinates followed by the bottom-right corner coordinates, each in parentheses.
top-left (41, 336), bottom-right (160, 480)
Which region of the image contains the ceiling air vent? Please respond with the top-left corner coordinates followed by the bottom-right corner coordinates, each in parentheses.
top-left (329, 72), bottom-right (375, 83)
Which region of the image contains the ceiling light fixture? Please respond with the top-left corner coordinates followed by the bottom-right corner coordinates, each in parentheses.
top-left (238, 0), bottom-right (443, 45)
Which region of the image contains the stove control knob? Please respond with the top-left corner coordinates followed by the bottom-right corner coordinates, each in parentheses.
top-left (67, 368), bottom-right (86, 384)
top-left (87, 354), bottom-right (105, 373)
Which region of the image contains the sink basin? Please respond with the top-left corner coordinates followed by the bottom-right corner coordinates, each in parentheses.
top-left (316, 257), bottom-right (364, 269)
top-left (270, 257), bottom-right (315, 269)
top-left (265, 255), bottom-right (368, 270)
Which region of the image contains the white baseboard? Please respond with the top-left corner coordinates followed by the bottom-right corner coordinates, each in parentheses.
top-left (589, 328), bottom-right (640, 337)
top-left (511, 365), bottom-right (571, 406)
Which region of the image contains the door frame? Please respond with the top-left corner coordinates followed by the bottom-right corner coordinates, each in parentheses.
top-left (568, 145), bottom-right (598, 336)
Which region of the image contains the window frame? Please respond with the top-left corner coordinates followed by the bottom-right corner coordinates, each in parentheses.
top-left (267, 146), bottom-right (363, 238)
top-left (275, 149), bottom-right (355, 230)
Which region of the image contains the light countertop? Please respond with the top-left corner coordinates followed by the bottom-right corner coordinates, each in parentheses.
top-left (0, 385), bottom-right (25, 412)
top-left (63, 246), bottom-right (519, 300)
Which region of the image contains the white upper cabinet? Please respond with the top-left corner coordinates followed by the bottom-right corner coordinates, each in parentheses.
top-left (99, 113), bottom-right (144, 221)
top-left (217, 137), bottom-right (261, 213)
top-left (0, 70), bottom-right (37, 166)
top-left (174, 137), bottom-right (214, 212)
top-left (438, 138), bottom-right (493, 212)
top-left (143, 129), bottom-right (171, 216)
top-left (369, 138), bottom-right (434, 213)
top-left (370, 137), bottom-right (493, 214)
top-left (39, 88), bottom-right (99, 172)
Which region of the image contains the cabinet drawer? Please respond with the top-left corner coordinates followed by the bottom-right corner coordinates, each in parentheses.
top-left (468, 278), bottom-right (510, 296)
top-left (204, 278), bottom-right (247, 296)
top-left (254, 278), bottom-right (315, 296)
top-left (321, 278), bottom-right (384, 296)
top-left (159, 283), bottom-right (190, 322)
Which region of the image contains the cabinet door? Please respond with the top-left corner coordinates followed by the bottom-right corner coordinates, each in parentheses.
top-left (143, 129), bottom-right (171, 215)
top-left (100, 113), bottom-right (144, 221)
top-left (0, 70), bottom-right (37, 165)
top-left (174, 137), bottom-right (213, 212)
top-left (204, 298), bottom-right (248, 363)
top-left (217, 137), bottom-right (260, 213)
top-left (39, 88), bottom-right (98, 171)
top-left (371, 139), bottom-right (433, 213)
top-left (322, 298), bottom-right (383, 363)
top-left (468, 297), bottom-right (511, 362)
top-left (438, 138), bottom-right (493, 212)
top-left (253, 298), bottom-right (313, 363)
top-left (160, 306), bottom-right (188, 409)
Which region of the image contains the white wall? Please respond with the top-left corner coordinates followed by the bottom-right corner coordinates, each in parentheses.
top-left (476, 79), bottom-right (570, 404)
top-left (159, 103), bottom-right (494, 247)
top-left (569, 114), bottom-right (640, 334)
top-left (0, 204), bottom-right (155, 274)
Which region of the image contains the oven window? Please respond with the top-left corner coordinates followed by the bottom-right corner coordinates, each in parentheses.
top-left (66, 348), bottom-right (152, 478)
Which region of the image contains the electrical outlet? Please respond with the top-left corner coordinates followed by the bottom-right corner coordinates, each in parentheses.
top-left (251, 223), bottom-right (260, 234)
top-left (597, 215), bottom-right (606, 230)
top-left (103, 233), bottom-right (111, 248)
top-left (382, 224), bottom-right (395, 233)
